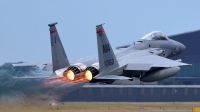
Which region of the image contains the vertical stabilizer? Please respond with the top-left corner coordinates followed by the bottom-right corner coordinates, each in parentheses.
top-left (96, 24), bottom-right (119, 72)
top-left (48, 22), bottom-right (70, 72)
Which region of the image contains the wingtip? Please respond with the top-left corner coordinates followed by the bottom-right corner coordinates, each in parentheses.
top-left (183, 63), bottom-right (192, 66)
top-left (12, 64), bottom-right (17, 67)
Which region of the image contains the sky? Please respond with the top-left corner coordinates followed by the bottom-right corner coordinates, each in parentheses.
top-left (1, 1), bottom-right (200, 64)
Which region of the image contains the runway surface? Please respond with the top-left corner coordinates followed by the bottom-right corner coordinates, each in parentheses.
top-left (0, 101), bottom-right (200, 112)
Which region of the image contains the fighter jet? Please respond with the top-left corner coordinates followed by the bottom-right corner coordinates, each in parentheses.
top-left (13, 22), bottom-right (190, 84)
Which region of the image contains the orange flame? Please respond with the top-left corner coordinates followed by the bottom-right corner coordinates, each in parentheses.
top-left (84, 70), bottom-right (92, 81)
top-left (67, 70), bottom-right (92, 83)
top-left (43, 70), bottom-right (93, 86)
top-left (63, 70), bottom-right (75, 81)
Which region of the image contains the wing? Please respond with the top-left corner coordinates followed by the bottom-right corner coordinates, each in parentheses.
top-left (13, 73), bottom-right (60, 80)
top-left (12, 62), bottom-right (52, 71)
top-left (125, 55), bottom-right (191, 71)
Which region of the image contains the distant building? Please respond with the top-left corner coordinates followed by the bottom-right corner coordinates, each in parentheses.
top-left (110, 78), bottom-right (157, 85)
top-left (63, 85), bottom-right (200, 102)
top-left (171, 77), bottom-right (200, 85)
top-left (170, 30), bottom-right (200, 85)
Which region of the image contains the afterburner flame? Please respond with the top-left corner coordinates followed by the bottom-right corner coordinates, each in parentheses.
top-left (61, 70), bottom-right (93, 83)
top-left (84, 70), bottom-right (92, 81)
top-left (63, 70), bottom-right (75, 81)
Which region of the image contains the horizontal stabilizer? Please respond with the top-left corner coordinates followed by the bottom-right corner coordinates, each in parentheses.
top-left (13, 76), bottom-right (49, 79)
top-left (94, 75), bottom-right (131, 80)
top-left (47, 73), bottom-right (63, 80)
top-left (42, 64), bottom-right (53, 70)
top-left (12, 62), bottom-right (51, 67)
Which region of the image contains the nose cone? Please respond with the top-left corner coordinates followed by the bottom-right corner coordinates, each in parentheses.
top-left (179, 43), bottom-right (186, 53)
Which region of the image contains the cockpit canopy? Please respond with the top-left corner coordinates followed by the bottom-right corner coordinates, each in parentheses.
top-left (141, 31), bottom-right (169, 40)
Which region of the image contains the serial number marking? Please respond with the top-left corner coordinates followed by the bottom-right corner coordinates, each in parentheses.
top-left (104, 59), bottom-right (114, 66)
